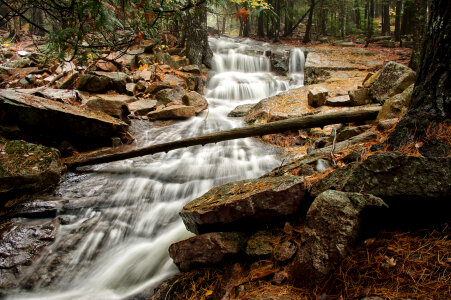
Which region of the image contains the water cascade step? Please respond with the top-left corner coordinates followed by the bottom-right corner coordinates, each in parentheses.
top-left (7, 37), bottom-right (306, 299)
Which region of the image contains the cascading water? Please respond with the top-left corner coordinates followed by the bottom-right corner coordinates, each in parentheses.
top-left (7, 37), bottom-right (305, 300)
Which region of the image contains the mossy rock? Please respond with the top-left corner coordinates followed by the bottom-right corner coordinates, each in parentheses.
top-left (0, 140), bottom-right (62, 204)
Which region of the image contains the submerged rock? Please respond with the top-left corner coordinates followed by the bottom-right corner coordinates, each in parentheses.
top-left (169, 232), bottom-right (247, 271)
top-left (0, 218), bottom-right (60, 291)
top-left (180, 176), bottom-right (306, 234)
top-left (0, 140), bottom-right (62, 202)
top-left (290, 190), bottom-right (387, 286)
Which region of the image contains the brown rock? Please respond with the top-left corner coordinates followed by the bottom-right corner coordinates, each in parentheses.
top-left (363, 70), bottom-right (380, 88)
top-left (147, 105), bottom-right (196, 120)
top-left (245, 231), bottom-right (276, 257)
top-left (308, 87), bottom-right (328, 107)
top-left (182, 91), bottom-right (208, 114)
top-left (128, 99), bottom-right (157, 116)
top-left (155, 87), bottom-right (185, 105)
top-left (376, 84), bottom-right (414, 120)
top-left (95, 61), bottom-right (117, 72)
top-left (290, 191), bottom-right (387, 286)
top-left (180, 176), bottom-right (306, 234)
top-left (348, 88), bottom-right (371, 106)
top-left (326, 95), bottom-right (352, 107)
top-left (274, 240), bottom-right (297, 262)
top-left (169, 232), bottom-right (247, 271)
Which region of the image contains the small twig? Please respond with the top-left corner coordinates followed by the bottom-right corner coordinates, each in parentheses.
top-left (330, 128), bottom-right (337, 167)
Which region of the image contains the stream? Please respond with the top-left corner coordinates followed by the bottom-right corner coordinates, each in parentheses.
top-left (8, 37), bottom-right (305, 299)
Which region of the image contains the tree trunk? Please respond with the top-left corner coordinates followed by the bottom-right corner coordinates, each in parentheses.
top-left (366, 0), bottom-right (375, 46)
top-left (394, 0), bottom-right (402, 42)
top-left (303, 0), bottom-right (315, 43)
top-left (258, 13), bottom-right (265, 37)
top-left (243, 17), bottom-right (250, 37)
top-left (388, 0), bottom-right (450, 156)
top-left (401, 0), bottom-right (415, 36)
top-left (382, 0), bottom-right (391, 36)
top-left (273, 0), bottom-right (281, 42)
top-left (409, 0), bottom-right (428, 72)
top-left (354, 0), bottom-right (361, 28)
top-left (184, 3), bottom-right (213, 68)
top-left (66, 108), bottom-right (381, 170)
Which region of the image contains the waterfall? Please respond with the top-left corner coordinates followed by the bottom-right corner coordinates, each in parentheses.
top-left (7, 37), bottom-right (305, 300)
top-left (288, 47), bottom-right (305, 87)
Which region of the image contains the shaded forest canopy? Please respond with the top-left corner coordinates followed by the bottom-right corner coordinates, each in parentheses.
top-left (1, 0), bottom-right (429, 70)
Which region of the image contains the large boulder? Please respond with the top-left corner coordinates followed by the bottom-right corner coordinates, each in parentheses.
top-left (0, 140), bottom-right (62, 202)
top-left (376, 84), bottom-right (414, 120)
top-left (169, 232), bottom-right (247, 271)
top-left (180, 176), bottom-right (306, 234)
top-left (182, 91), bottom-right (208, 114)
top-left (311, 153), bottom-right (451, 226)
top-left (290, 191), bottom-right (387, 286)
top-left (370, 62), bottom-right (416, 103)
top-left (0, 218), bottom-right (59, 292)
top-left (0, 90), bottom-right (132, 149)
top-left (147, 105), bottom-right (196, 120)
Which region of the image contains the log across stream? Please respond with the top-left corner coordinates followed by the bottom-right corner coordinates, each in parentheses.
top-left (66, 107), bottom-right (380, 170)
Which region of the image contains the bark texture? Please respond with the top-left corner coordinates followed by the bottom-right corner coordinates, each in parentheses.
top-left (388, 0), bottom-right (450, 154)
top-left (184, 3), bottom-right (213, 68)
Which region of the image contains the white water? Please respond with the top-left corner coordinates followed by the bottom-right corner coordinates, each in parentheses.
top-left (8, 37), bottom-right (305, 299)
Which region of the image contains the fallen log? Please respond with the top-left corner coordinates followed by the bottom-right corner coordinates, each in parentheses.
top-left (65, 107), bottom-right (381, 170)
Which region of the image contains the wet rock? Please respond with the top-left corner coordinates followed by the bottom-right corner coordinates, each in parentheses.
top-left (169, 232), bottom-right (246, 271)
top-left (229, 104), bottom-right (255, 117)
top-left (308, 87), bottom-right (328, 107)
top-left (0, 140), bottom-right (62, 202)
top-left (370, 61), bottom-right (416, 103)
top-left (86, 96), bottom-right (132, 124)
top-left (326, 95), bottom-right (352, 107)
top-left (0, 90), bottom-right (132, 149)
top-left (147, 105), bottom-right (196, 120)
top-left (128, 99), bottom-right (157, 116)
top-left (336, 125), bottom-right (372, 142)
top-left (274, 240), bottom-right (297, 262)
top-left (180, 64), bottom-right (201, 74)
top-left (270, 51), bottom-right (289, 76)
top-left (182, 91), bottom-right (208, 114)
top-left (245, 231), bottom-right (275, 257)
top-left (5, 199), bottom-right (64, 219)
top-left (311, 154), bottom-right (451, 225)
top-left (290, 191), bottom-right (387, 286)
top-left (315, 159), bottom-right (332, 172)
top-left (0, 218), bottom-right (60, 291)
top-left (376, 84), bottom-right (414, 120)
top-left (348, 88), bottom-right (371, 106)
top-left (155, 87), bottom-right (185, 105)
top-left (180, 176), bottom-right (306, 234)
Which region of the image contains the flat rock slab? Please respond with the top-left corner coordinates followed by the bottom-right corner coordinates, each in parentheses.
top-left (128, 99), bottom-right (157, 115)
top-left (290, 190), bottom-right (387, 286)
top-left (228, 104), bottom-right (255, 117)
top-left (181, 175), bottom-right (306, 234)
top-left (169, 232), bottom-right (247, 271)
top-left (0, 140), bottom-right (62, 202)
top-left (0, 218), bottom-right (59, 291)
top-left (0, 90), bottom-right (131, 148)
top-left (326, 95), bottom-right (352, 107)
